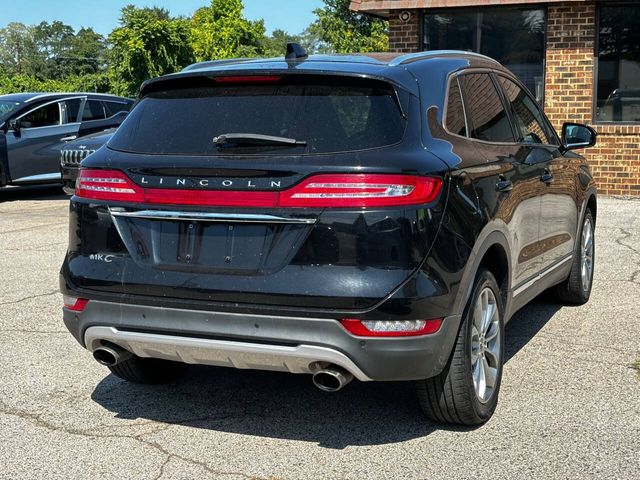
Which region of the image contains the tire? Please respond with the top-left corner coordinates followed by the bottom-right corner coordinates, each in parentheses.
top-left (416, 269), bottom-right (505, 425)
top-left (555, 209), bottom-right (594, 305)
top-left (108, 355), bottom-right (187, 384)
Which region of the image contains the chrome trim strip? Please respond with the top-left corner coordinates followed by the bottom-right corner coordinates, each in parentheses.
top-left (12, 172), bottom-right (62, 183)
top-left (109, 209), bottom-right (317, 225)
top-left (84, 326), bottom-right (372, 381)
top-left (513, 255), bottom-right (573, 297)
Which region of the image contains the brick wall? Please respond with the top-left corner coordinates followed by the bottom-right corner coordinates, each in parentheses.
top-left (385, 1), bottom-right (640, 196)
top-left (388, 10), bottom-right (421, 52)
top-left (545, 1), bottom-right (640, 196)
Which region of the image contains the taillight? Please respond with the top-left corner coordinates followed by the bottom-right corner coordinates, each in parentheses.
top-left (340, 318), bottom-right (443, 337)
top-left (280, 174), bottom-right (442, 207)
top-left (63, 295), bottom-right (89, 312)
top-left (76, 169), bottom-right (143, 203)
top-left (75, 170), bottom-right (442, 208)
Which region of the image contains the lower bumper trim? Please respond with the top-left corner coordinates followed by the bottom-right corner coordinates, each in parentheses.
top-left (84, 326), bottom-right (372, 381)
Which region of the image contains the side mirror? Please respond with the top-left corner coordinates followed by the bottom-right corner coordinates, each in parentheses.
top-left (7, 119), bottom-right (20, 135)
top-left (562, 122), bottom-right (597, 150)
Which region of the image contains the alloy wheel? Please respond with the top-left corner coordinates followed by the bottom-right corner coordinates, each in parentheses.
top-left (581, 217), bottom-right (594, 293)
top-left (470, 287), bottom-right (501, 403)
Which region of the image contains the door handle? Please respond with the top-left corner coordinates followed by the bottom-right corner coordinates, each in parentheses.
top-left (61, 135), bottom-right (77, 142)
top-left (496, 178), bottom-right (513, 193)
top-left (540, 170), bottom-right (554, 185)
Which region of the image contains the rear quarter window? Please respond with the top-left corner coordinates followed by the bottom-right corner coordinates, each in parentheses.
top-left (108, 79), bottom-right (406, 155)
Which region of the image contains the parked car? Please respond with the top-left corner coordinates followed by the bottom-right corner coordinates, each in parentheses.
top-left (0, 93), bottom-right (133, 188)
top-left (60, 128), bottom-right (115, 194)
top-left (61, 46), bottom-right (597, 425)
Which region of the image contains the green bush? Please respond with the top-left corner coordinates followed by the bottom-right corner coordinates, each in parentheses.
top-left (0, 73), bottom-right (115, 96)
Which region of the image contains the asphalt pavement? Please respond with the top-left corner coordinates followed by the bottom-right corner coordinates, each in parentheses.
top-left (0, 186), bottom-right (638, 480)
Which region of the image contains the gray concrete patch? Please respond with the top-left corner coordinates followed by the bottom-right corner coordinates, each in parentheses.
top-left (1, 187), bottom-right (639, 479)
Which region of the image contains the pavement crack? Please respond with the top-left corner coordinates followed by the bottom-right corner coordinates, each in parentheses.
top-left (615, 229), bottom-right (640, 284)
top-left (154, 454), bottom-right (171, 480)
top-left (0, 291), bottom-right (58, 306)
top-left (0, 404), bottom-right (264, 480)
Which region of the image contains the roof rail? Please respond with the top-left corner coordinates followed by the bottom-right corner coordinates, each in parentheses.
top-left (388, 50), bottom-right (498, 67)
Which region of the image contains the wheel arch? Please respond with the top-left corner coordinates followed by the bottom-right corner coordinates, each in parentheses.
top-left (453, 228), bottom-right (513, 321)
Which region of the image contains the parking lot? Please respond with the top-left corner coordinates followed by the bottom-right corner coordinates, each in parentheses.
top-left (0, 186), bottom-right (638, 480)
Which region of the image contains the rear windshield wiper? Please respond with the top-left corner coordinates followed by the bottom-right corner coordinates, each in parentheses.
top-left (213, 133), bottom-right (307, 147)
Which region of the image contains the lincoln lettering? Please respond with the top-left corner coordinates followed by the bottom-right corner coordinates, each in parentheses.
top-left (138, 177), bottom-right (281, 189)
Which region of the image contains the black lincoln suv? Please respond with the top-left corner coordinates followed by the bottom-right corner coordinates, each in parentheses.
top-left (61, 46), bottom-right (597, 425)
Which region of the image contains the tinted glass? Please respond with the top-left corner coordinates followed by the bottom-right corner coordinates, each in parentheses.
top-left (104, 101), bottom-right (130, 117)
top-left (596, 4), bottom-right (640, 122)
top-left (61, 99), bottom-right (82, 124)
top-left (109, 82), bottom-right (406, 155)
top-left (0, 101), bottom-right (20, 117)
top-left (446, 78), bottom-right (467, 136)
top-left (459, 74), bottom-right (514, 143)
top-left (82, 100), bottom-right (106, 121)
top-left (497, 76), bottom-right (557, 145)
top-left (21, 103), bottom-right (60, 128)
top-left (424, 7), bottom-right (546, 101)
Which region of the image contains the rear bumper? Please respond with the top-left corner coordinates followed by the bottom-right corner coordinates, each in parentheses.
top-left (64, 300), bottom-right (461, 382)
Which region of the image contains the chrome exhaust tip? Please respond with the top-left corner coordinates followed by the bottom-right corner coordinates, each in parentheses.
top-left (92, 343), bottom-right (132, 367)
top-left (312, 366), bottom-right (353, 392)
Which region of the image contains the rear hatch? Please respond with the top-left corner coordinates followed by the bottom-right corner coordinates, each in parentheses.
top-left (64, 73), bottom-right (448, 310)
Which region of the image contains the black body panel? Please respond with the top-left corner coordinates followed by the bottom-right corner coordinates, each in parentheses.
top-left (60, 51), bottom-right (596, 382)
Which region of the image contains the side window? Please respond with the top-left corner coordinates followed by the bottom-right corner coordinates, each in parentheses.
top-left (19, 103), bottom-right (60, 129)
top-left (497, 76), bottom-right (557, 145)
top-left (458, 73), bottom-right (514, 143)
top-left (60, 99), bottom-right (82, 124)
top-left (104, 101), bottom-right (130, 117)
top-left (446, 78), bottom-right (467, 136)
top-left (82, 100), bottom-right (107, 121)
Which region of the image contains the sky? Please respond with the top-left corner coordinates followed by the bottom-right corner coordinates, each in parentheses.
top-left (0, 0), bottom-right (325, 36)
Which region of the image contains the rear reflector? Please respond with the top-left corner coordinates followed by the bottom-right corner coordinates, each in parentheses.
top-left (63, 295), bottom-right (89, 312)
top-left (340, 318), bottom-right (443, 337)
top-left (76, 170), bottom-right (442, 208)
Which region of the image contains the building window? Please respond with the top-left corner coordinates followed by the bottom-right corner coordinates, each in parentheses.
top-left (596, 3), bottom-right (640, 123)
top-left (423, 6), bottom-right (546, 102)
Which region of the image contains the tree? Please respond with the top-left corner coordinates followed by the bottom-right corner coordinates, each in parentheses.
top-left (0, 22), bottom-right (41, 76)
top-left (190, 0), bottom-right (265, 61)
top-left (310, 0), bottom-right (388, 53)
top-left (109, 5), bottom-right (194, 97)
top-left (261, 29), bottom-right (301, 58)
top-left (33, 21), bottom-right (107, 79)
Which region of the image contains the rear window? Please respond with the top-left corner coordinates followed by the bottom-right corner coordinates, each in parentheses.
top-left (108, 79), bottom-right (406, 155)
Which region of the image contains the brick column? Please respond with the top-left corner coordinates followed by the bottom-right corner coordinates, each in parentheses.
top-left (388, 9), bottom-right (421, 53)
top-left (545, 1), bottom-right (640, 196)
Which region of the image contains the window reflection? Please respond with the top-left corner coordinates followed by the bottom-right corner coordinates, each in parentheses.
top-left (596, 4), bottom-right (640, 122)
top-left (424, 7), bottom-right (546, 102)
